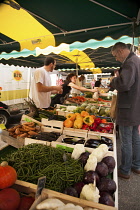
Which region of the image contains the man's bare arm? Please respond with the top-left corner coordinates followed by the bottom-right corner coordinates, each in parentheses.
top-left (36, 82), bottom-right (62, 93)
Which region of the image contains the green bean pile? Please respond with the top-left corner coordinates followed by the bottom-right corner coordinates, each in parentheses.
top-left (2, 144), bottom-right (84, 192)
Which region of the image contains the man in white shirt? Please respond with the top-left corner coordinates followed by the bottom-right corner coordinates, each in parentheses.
top-left (29, 57), bottom-right (62, 108)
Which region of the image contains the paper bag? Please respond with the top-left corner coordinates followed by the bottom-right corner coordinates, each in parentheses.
top-left (110, 94), bottom-right (117, 119)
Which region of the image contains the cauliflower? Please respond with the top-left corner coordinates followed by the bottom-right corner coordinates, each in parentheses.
top-left (66, 106), bottom-right (77, 112)
top-left (71, 144), bottom-right (85, 160)
top-left (57, 203), bottom-right (83, 210)
top-left (80, 184), bottom-right (100, 203)
top-left (90, 144), bottom-right (108, 162)
top-left (98, 144), bottom-right (108, 154)
top-left (84, 155), bottom-right (97, 171)
top-left (36, 198), bottom-right (64, 209)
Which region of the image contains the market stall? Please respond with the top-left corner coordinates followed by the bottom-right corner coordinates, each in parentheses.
top-left (0, 92), bottom-right (118, 209)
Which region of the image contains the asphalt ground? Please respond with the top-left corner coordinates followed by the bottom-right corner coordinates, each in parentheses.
top-left (116, 138), bottom-right (140, 210)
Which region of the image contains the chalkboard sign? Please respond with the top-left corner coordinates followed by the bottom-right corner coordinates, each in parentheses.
top-left (36, 176), bottom-right (46, 198)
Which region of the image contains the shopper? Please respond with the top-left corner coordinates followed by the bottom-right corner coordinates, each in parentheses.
top-left (71, 74), bottom-right (85, 95)
top-left (51, 73), bottom-right (98, 107)
top-left (90, 78), bottom-right (96, 89)
top-left (110, 42), bottom-right (140, 179)
top-left (29, 57), bottom-right (62, 108)
top-left (95, 78), bottom-right (105, 88)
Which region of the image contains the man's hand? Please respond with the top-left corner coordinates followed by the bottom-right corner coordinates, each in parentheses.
top-left (91, 87), bottom-right (98, 92)
top-left (56, 85), bottom-right (63, 94)
top-left (114, 70), bottom-right (119, 77)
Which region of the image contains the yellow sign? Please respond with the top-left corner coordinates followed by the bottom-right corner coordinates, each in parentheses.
top-left (13, 70), bottom-right (22, 81)
top-left (0, 124), bottom-right (6, 130)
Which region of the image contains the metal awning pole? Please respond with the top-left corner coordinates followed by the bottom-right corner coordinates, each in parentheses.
top-left (76, 63), bottom-right (79, 77)
top-left (132, 22), bottom-right (135, 52)
top-left (89, 0), bottom-right (132, 21)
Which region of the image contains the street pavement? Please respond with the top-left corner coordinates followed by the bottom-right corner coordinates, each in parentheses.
top-left (117, 138), bottom-right (140, 210)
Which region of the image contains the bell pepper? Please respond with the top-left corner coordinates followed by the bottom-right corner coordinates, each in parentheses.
top-left (63, 118), bottom-right (73, 128)
top-left (94, 118), bottom-right (101, 125)
top-left (75, 113), bottom-right (81, 118)
top-left (82, 124), bottom-right (89, 130)
top-left (101, 119), bottom-right (107, 123)
top-left (90, 115), bottom-right (96, 120)
top-left (83, 116), bottom-right (94, 126)
top-left (89, 123), bottom-right (98, 131)
top-left (73, 119), bottom-right (83, 129)
top-left (101, 128), bottom-right (108, 133)
top-left (81, 111), bottom-right (89, 117)
top-left (66, 113), bottom-right (76, 121)
top-left (108, 122), bottom-right (114, 129)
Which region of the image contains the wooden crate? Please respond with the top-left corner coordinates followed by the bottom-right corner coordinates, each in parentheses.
top-left (0, 139), bottom-right (8, 150)
top-left (1, 130), bottom-right (25, 148)
top-left (12, 180), bottom-right (117, 210)
top-left (24, 138), bottom-right (51, 146)
top-left (57, 110), bottom-right (66, 116)
top-left (51, 127), bottom-right (88, 151)
top-left (51, 138), bottom-right (94, 154)
top-left (87, 123), bottom-right (115, 138)
top-left (21, 114), bottom-right (43, 126)
top-left (86, 131), bottom-right (118, 209)
top-left (2, 115), bottom-right (63, 148)
top-left (63, 127), bottom-right (88, 138)
top-left (87, 131), bottom-right (118, 209)
top-left (41, 118), bottom-right (63, 133)
top-left (87, 132), bottom-right (115, 146)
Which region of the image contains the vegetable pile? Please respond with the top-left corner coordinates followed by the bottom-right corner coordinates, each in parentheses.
top-left (63, 111), bottom-right (114, 134)
top-left (67, 96), bottom-right (86, 104)
top-left (65, 144), bottom-right (117, 207)
top-left (30, 131), bottom-right (61, 142)
top-left (7, 122), bottom-right (40, 138)
top-left (34, 109), bottom-right (66, 122)
top-left (2, 144), bottom-right (84, 192)
top-left (0, 161), bottom-right (35, 210)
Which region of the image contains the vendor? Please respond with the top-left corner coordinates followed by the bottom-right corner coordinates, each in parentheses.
top-left (50, 73), bottom-right (98, 107)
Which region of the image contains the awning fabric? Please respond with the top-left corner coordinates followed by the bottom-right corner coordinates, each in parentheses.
top-left (0, 36), bottom-right (138, 69)
top-left (0, 0), bottom-right (140, 53)
top-left (0, 1), bottom-right (55, 52)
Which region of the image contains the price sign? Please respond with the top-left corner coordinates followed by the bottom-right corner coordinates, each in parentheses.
top-left (36, 176), bottom-right (46, 198)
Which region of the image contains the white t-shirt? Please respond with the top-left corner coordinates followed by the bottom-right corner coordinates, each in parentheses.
top-left (29, 67), bottom-right (52, 108)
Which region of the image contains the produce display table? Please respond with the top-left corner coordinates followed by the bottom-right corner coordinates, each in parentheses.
top-left (0, 99), bottom-right (118, 209)
top-left (13, 180), bottom-right (117, 210)
top-left (1, 128), bottom-right (118, 209)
